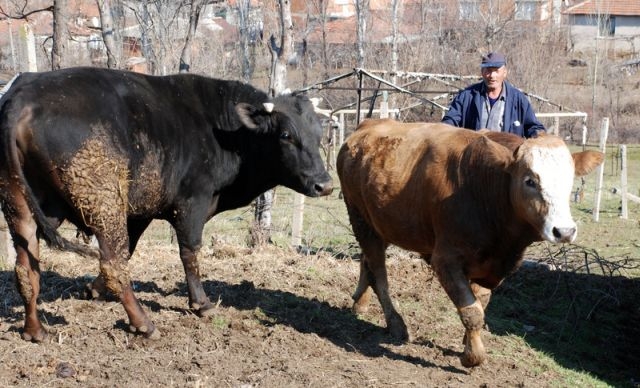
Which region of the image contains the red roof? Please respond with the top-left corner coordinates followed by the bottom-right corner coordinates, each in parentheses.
top-left (564, 0), bottom-right (640, 16)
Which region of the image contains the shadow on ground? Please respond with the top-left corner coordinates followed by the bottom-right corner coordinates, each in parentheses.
top-left (0, 269), bottom-right (467, 375)
top-left (487, 265), bottom-right (640, 387)
top-left (2, 263), bottom-right (638, 384)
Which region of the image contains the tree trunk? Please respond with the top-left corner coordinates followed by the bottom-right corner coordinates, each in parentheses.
top-left (269, 0), bottom-right (293, 97)
top-left (52, 0), bottom-right (69, 70)
top-left (97, 0), bottom-right (119, 69)
top-left (253, 0), bottom-right (295, 246)
top-left (355, 0), bottom-right (368, 69)
top-left (390, 0), bottom-right (399, 115)
top-left (179, 0), bottom-right (204, 73)
top-left (138, 2), bottom-right (158, 75)
top-left (236, 0), bottom-right (253, 82)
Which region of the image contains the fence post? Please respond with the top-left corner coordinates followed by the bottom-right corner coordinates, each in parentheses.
top-left (592, 117), bottom-right (609, 222)
top-left (620, 144), bottom-right (628, 219)
top-left (291, 193), bottom-right (305, 247)
top-left (379, 91), bottom-right (389, 118)
top-left (20, 23), bottom-right (37, 72)
top-left (0, 212), bottom-right (15, 267)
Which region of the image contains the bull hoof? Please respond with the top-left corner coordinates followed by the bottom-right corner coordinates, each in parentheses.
top-left (388, 321), bottom-right (410, 343)
top-left (84, 282), bottom-right (113, 301)
top-left (129, 324), bottom-right (161, 340)
top-left (22, 328), bottom-right (48, 343)
top-left (84, 282), bottom-right (101, 300)
top-left (460, 349), bottom-right (486, 368)
top-left (192, 302), bottom-right (216, 317)
top-left (144, 327), bottom-right (162, 340)
top-left (352, 302), bottom-right (369, 314)
top-left (386, 312), bottom-right (410, 342)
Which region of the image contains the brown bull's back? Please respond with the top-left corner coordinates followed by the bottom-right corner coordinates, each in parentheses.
top-left (337, 119), bottom-right (507, 254)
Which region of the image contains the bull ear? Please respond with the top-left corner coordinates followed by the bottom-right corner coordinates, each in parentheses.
top-left (235, 102), bottom-right (273, 130)
top-left (573, 150), bottom-right (604, 176)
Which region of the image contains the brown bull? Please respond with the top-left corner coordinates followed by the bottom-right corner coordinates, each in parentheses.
top-left (337, 119), bottom-right (603, 367)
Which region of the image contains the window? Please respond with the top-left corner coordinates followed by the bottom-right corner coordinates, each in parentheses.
top-left (598, 16), bottom-right (616, 36)
top-left (459, 1), bottom-right (480, 21)
top-left (515, 1), bottom-right (537, 21)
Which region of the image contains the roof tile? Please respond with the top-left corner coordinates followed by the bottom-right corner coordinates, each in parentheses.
top-left (564, 0), bottom-right (640, 16)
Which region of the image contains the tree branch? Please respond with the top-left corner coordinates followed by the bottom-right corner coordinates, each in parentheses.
top-left (0, 5), bottom-right (54, 20)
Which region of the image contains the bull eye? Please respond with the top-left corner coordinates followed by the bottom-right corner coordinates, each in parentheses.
top-left (280, 131), bottom-right (291, 140)
top-left (524, 177), bottom-right (536, 188)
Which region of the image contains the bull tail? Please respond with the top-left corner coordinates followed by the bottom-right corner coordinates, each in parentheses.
top-left (35, 208), bottom-right (100, 258)
top-left (31, 200), bottom-right (100, 259)
top-left (1, 97), bottom-right (99, 259)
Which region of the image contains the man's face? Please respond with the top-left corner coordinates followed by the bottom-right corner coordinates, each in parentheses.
top-left (481, 66), bottom-right (507, 91)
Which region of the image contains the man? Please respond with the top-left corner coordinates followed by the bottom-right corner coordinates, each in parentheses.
top-left (442, 52), bottom-right (545, 138)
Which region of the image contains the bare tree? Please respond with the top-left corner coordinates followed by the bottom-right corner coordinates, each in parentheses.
top-left (129, 1), bottom-right (189, 75)
top-left (51, 0), bottom-right (69, 69)
top-left (268, 0), bottom-right (293, 96)
top-left (179, 0), bottom-right (204, 73)
top-left (236, 0), bottom-right (253, 82)
top-left (306, 0), bottom-right (329, 78)
top-left (252, 0), bottom-right (294, 245)
top-left (96, 0), bottom-right (121, 69)
top-left (0, 2), bottom-right (53, 19)
top-left (355, 0), bottom-right (368, 68)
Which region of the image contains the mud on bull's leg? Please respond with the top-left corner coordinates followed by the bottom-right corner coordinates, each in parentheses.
top-left (180, 246), bottom-right (215, 316)
top-left (458, 300), bottom-right (486, 368)
top-left (15, 259), bottom-right (47, 342)
top-left (98, 252), bottom-right (159, 339)
top-left (5, 191), bottom-right (48, 342)
top-left (433, 261), bottom-right (487, 367)
top-left (61, 132), bottom-right (159, 338)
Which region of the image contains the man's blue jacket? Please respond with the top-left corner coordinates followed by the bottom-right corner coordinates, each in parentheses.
top-left (441, 81), bottom-right (545, 138)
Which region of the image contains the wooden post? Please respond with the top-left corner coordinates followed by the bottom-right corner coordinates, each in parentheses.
top-left (553, 116), bottom-right (560, 136)
top-left (331, 124), bottom-right (337, 167)
top-left (620, 145), bottom-right (628, 219)
top-left (592, 118), bottom-right (609, 222)
top-left (338, 113), bottom-right (345, 146)
top-left (19, 23), bottom-right (37, 72)
top-left (291, 193), bottom-right (305, 247)
top-left (0, 212), bottom-right (15, 267)
top-left (379, 91), bottom-right (389, 118)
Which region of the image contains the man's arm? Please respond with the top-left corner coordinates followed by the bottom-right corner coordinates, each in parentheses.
top-left (522, 99), bottom-right (546, 138)
top-left (441, 92), bottom-right (466, 127)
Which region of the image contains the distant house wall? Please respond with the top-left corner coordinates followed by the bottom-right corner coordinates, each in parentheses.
top-left (567, 14), bottom-right (640, 57)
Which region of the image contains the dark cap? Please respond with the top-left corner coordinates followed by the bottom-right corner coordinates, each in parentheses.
top-left (481, 52), bottom-right (506, 68)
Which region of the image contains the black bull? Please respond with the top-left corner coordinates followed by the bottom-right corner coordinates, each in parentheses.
top-left (0, 67), bottom-right (333, 341)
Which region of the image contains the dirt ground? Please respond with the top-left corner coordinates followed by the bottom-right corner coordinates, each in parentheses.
top-left (0, 228), bottom-right (638, 387)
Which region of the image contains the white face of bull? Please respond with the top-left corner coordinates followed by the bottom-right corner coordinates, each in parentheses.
top-left (513, 141), bottom-right (577, 243)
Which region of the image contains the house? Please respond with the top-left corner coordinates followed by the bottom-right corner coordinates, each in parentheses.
top-left (563, 0), bottom-right (640, 58)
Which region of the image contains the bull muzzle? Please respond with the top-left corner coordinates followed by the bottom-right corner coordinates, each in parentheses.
top-left (551, 226), bottom-right (577, 243)
top-left (314, 179), bottom-right (334, 196)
